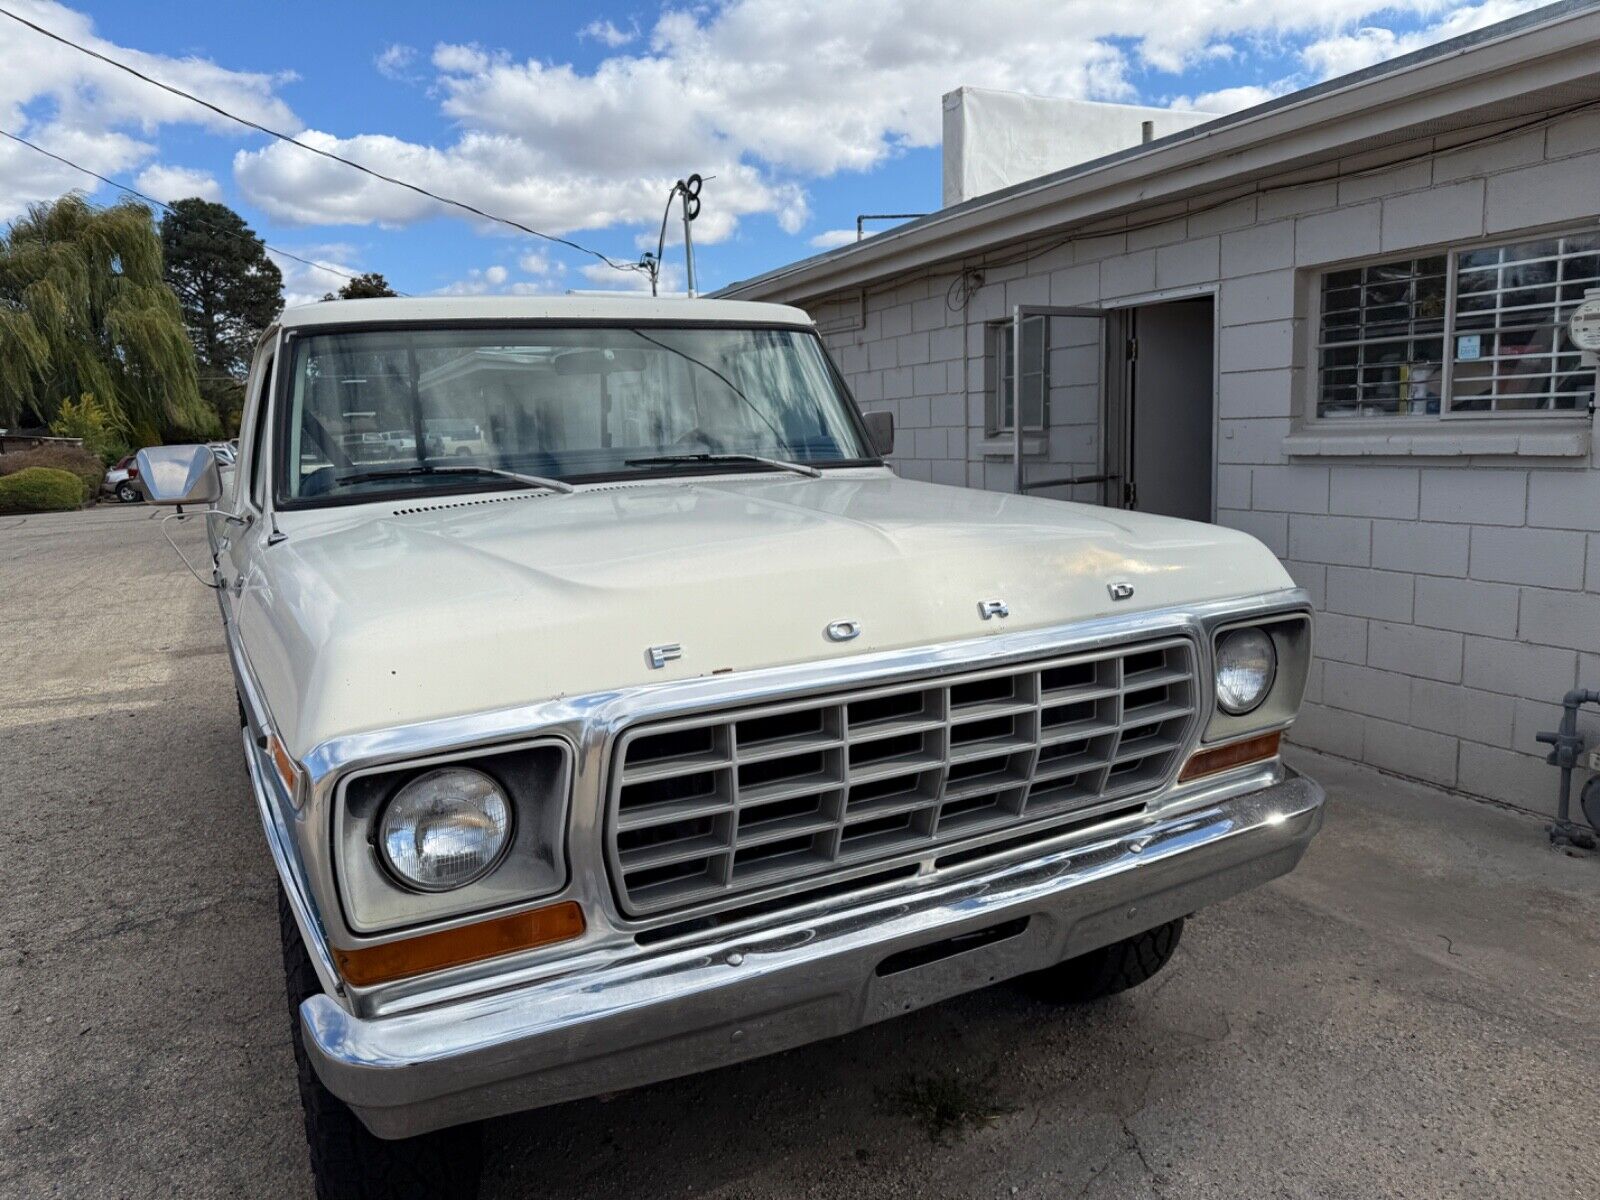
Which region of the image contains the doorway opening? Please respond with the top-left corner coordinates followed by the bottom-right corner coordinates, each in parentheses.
top-left (1108, 297), bottom-right (1216, 522)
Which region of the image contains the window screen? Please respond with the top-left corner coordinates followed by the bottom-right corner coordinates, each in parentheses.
top-left (1315, 230), bottom-right (1600, 421)
top-left (1449, 232), bottom-right (1600, 413)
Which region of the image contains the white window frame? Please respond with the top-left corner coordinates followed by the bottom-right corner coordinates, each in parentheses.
top-left (986, 315), bottom-right (1049, 436)
top-left (1310, 225), bottom-right (1599, 425)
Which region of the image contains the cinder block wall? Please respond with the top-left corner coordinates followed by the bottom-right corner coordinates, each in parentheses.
top-left (808, 110), bottom-right (1600, 816)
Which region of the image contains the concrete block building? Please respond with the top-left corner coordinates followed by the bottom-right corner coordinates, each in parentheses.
top-left (719, 0), bottom-right (1600, 816)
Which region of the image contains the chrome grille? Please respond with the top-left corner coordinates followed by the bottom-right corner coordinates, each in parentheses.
top-left (606, 638), bottom-right (1198, 917)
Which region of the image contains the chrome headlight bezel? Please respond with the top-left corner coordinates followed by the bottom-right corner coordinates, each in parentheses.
top-left (333, 737), bottom-right (573, 935)
top-left (1202, 614), bottom-right (1312, 744)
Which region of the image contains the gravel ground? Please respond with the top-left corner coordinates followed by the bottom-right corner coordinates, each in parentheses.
top-left (3, 503), bottom-right (1598, 1200)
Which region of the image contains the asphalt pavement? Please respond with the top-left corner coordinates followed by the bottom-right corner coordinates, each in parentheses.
top-left (2, 503), bottom-right (1597, 1199)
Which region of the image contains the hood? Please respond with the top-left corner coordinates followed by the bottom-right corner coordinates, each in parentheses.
top-left (241, 472), bottom-right (1291, 756)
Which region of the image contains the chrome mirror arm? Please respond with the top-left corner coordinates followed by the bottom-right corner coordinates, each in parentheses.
top-left (160, 512), bottom-right (222, 590)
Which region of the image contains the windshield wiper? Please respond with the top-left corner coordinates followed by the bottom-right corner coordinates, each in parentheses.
top-left (333, 464), bottom-right (575, 494)
top-left (623, 452), bottom-right (822, 479)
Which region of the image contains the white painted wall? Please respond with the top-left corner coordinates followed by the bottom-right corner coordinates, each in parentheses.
top-left (942, 88), bottom-right (1212, 207)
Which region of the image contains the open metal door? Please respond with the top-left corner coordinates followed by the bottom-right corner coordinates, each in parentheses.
top-left (1008, 304), bottom-right (1118, 505)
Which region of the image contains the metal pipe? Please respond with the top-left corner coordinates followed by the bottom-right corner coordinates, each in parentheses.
top-left (1021, 472), bottom-right (1116, 491)
top-left (1141, 120), bottom-right (1155, 144)
top-left (682, 202), bottom-right (697, 298)
top-left (1012, 306), bottom-right (1024, 494)
top-left (1536, 688), bottom-right (1600, 848)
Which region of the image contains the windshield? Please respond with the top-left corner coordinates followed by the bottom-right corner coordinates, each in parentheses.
top-left (276, 324), bottom-right (871, 503)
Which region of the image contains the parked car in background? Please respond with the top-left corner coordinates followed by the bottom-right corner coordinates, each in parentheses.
top-left (102, 454), bottom-right (141, 503)
top-left (138, 296), bottom-right (1323, 1200)
top-left (424, 417), bottom-right (488, 457)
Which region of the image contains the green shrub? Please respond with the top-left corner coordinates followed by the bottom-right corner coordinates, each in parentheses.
top-left (50, 394), bottom-right (129, 465)
top-left (0, 467), bottom-right (86, 513)
top-left (0, 445), bottom-right (104, 497)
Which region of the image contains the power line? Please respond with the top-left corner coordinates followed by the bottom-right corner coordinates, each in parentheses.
top-left (0, 4), bottom-right (645, 277)
top-left (0, 127), bottom-right (389, 291)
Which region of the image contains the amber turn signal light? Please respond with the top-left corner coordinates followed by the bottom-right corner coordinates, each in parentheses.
top-left (1178, 730), bottom-right (1282, 783)
top-left (266, 734), bottom-right (300, 795)
top-left (332, 901), bottom-right (586, 987)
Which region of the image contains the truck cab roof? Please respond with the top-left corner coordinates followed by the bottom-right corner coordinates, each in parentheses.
top-left (275, 295), bottom-right (815, 332)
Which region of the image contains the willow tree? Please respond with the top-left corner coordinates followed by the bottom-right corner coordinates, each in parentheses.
top-left (0, 194), bottom-right (214, 441)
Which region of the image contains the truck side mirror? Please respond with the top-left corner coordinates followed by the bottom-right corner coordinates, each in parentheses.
top-left (863, 410), bottom-right (895, 457)
top-left (136, 444), bottom-right (222, 507)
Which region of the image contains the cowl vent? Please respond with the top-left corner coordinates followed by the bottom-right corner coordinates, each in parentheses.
top-left (391, 491), bottom-right (553, 517)
top-left (389, 478), bottom-right (681, 516)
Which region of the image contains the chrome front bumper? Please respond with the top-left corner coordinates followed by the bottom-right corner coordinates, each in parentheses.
top-left (302, 768), bottom-right (1325, 1139)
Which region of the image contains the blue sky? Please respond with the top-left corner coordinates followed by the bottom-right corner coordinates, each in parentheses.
top-left (0, 0), bottom-right (1543, 303)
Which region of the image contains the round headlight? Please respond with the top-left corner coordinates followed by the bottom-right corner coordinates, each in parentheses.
top-left (378, 767), bottom-right (513, 892)
top-left (1215, 628), bottom-right (1277, 715)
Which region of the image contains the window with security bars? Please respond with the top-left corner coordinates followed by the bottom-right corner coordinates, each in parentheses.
top-left (1450, 232), bottom-right (1599, 413)
top-left (1317, 256), bottom-right (1447, 418)
top-left (1315, 230), bottom-right (1599, 420)
top-left (987, 316), bottom-right (1048, 434)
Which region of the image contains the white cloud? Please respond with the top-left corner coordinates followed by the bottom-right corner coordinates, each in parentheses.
top-left (1301, 0), bottom-right (1542, 79)
top-left (0, 0), bottom-right (298, 220)
top-left (431, 43), bottom-right (490, 75)
top-left (518, 250), bottom-right (564, 277)
top-left (577, 260), bottom-right (681, 295)
top-left (809, 228), bottom-right (858, 249)
top-left (269, 242), bottom-right (363, 308)
top-left (229, 0), bottom-right (1508, 254)
top-left (375, 43), bottom-right (419, 81)
top-left (1172, 84), bottom-right (1284, 114)
top-left (433, 267), bottom-right (501, 296)
top-left (134, 163), bottom-right (220, 202)
top-left (234, 127), bottom-right (803, 249)
top-left (580, 19), bottom-right (637, 48)
top-left (435, 253), bottom-right (570, 296)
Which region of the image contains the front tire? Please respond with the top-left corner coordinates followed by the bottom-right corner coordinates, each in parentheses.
top-left (1023, 918), bottom-right (1184, 1003)
top-left (278, 887), bottom-right (484, 1200)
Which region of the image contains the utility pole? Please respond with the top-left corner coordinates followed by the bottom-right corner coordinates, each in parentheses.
top-left (652, 173), bottom-right (704, 297)
top-left (679, 174), bottom-right (702, 298)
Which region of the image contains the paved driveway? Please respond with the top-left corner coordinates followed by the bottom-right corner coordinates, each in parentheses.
top-left (3, 504), bottom-right (1598, 1199)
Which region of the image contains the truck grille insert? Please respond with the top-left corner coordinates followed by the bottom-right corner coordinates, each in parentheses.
top-left (606, 638), bottom-right (1198, 917)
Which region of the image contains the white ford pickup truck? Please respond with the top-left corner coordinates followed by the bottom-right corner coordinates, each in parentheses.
top-left (139, 296), bottom-right (1323, 1200)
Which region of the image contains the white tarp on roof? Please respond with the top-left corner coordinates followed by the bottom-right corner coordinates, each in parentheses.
top-left (942, 87), bottom-right (1211, 207)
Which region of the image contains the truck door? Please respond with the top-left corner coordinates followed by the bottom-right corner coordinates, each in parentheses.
top-left (214, 347), bottom-right (276, 620)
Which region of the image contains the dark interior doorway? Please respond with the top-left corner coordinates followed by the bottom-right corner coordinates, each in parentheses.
top-left (1114, 297), bottom-right (1215, 522)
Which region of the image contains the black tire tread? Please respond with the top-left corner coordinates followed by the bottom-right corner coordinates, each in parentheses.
top-left (1025, 918), bottom-right (1184, 1003)
top-left (278, 887), bottom-right (483, 1200)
